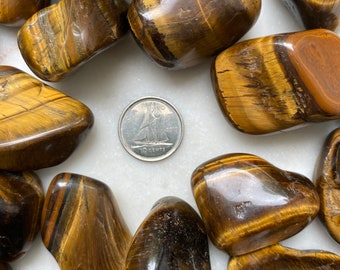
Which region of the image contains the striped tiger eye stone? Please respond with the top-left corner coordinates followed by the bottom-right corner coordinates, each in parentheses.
top-left (128, 0), bottom-right (261, 69)
top-left (41, 173), bottom-right (131, 270)
top-left (17, 0), bottom-right (129, 82)
top-left (0, 171), bottom-right (44, 262)
top-left (0, 0), bottom-right (50, 27)
top-left (191, 153), bottom-right (320, 256)
top-left (212, 29), bottom-right (340, 135)
top-left (125, 196), bottom-right (211, 270)
top-left (315, 127), bottom-right (340, 244)
top-left (281, 0), bottom-right (340, 31)
top-left (228, 244), bottom-right (340, 270)
top-left (0, 66), bottom-right (93, 171)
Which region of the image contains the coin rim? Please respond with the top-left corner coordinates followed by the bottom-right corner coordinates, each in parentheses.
top-left (118, 96), bottom-right (184, 162)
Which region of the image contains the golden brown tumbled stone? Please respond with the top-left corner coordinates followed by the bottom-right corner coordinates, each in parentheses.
top-left (17, 0), bottom-right (129, 82)
top-left (41, 173), bottom-right (131, 270)
top-left (125, 196), bottom-right (211, 270)
top-left (0, 66), bottom-right (93, 171)
top-left (128, 0), bottom-right (261, 69)
top-left (0, 171), bottom-right (44, 262)
top-left (212, 29), bottom-right (340, 135)
top-left (228, 244), bottom-right (340, 270)
top-left (0, 0), bottom-right (50, 27)
top-left (315, 127), bottom-right (340, 244)
top-left (281, 0), bottom-right (340, 31)
top-left (191, 153), bottom-right (320, 256)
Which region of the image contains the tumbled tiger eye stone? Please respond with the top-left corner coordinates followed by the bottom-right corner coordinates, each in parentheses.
top-left (315, 127), bottom-right (340, 244)
top-left (17, 0), bottom-right (129, 82)
top-left (212, 29), bottom-right (340, 135)
top-left (0, 171), bottom-right (44, 262)
top-left (0, 66), bottom-right (93, 171)
top-left (281, 0), bottom-right (340, 31)
top-left (41, 173), bottom-right (131, 270)
top-left (191, 153), bottom-right (320, 256)
top-left (0, 0), bottom-right (50, 27)
top-left (228, 244), bottom-right (340, 270)
top-left (125, 196), bottom-right (211, 270)
top-left (128, 0), bottom-right (261, 69)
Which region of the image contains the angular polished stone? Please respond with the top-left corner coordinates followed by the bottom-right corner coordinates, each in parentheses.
top-left (315, 127), bottom-right (340, 244)
top-left (281, 0), bottom-right (340, 31)
top-left (0, 66), bottom-right (94, 171)
top-left (125, 196), bottom-right (211, 270)
top-left (228, 244), bottom-right (340, 270)
top-left (191, 153), bottom-right (320, 256)
top-left (0, 0), bottom-right (50, 27)
top-left (212, 29), bottom-right (340, 135)
top-left (128, 0), bottom-right (261, 69)
top-left (41, 173), bottom-right (131, 270)
top-left (0, 171), bottom-right (44, 262)
top-left (17, 0), bottom-right (129, 82)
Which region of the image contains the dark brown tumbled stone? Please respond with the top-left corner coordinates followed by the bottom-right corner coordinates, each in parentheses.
top-left (0, 0), bottom-right (50, 27)
top-left (41, 173), bottom-right (131, 270)
top-left (228, 244), bottom-right (340, 270)
top-left (281, 0), bottom-right (340, 31)
top-left (212, 29), bottom-right (340, 135)
top-left (17, 0), bottom-right (129, 81)
top-left (0, 66), bottom-right (93, 171)
top-left (0, 171), bottom-right (44, 262)
top-left (128, 0), bottom-right (261, 69)
top-left (315, 127), bottom-right (340, 244)
top-left (125, 196), bottom-right (211, 270)
top-left (191, 153), bottom-right (320, 256)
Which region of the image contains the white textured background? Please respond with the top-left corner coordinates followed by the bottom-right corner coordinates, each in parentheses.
top-left (1, 0), bottom-right (340, 269)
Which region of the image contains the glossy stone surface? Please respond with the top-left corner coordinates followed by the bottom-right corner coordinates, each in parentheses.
top-left (125, 196), bottom-right (211, 270)
top-left (191, 153), bottom-right (320, 256)
top-left (0, 66), bottom-right (94, 171)
top-left (212, 29), bottom-right (340, 135)
top-left (0, 0), bottom-right (50, 27)
top-left (281, 0), bottom-right (340, 31)
top-left (0, 171), bottom-right (44, 262)
top-left (41, 173), bottom-right (131, 270)
top-left (315, 127), bottom-right (340, 244)
top-left (17, 0), bottom-right (129, 82)
top-left (228, 244), bottom-right (340, 269)
top-left (128, 0), bottom-right (261, 69)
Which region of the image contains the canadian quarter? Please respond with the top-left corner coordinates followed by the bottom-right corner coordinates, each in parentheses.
top-left (118, 97), bottom-right (184, 161)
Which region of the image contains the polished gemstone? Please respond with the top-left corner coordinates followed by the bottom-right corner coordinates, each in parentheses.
top-left (212, 29), bottom-right (340, 135)
top-left (125, 196), bottom-right (211, 270)
top-left (228, 244), bottom-right (340, 269)
top-left (281, 0), bottom-right (340, 31)
top-left (0, 0), bottom-right (50, 26)
top-left (0, 171), bottom-right (44, 262)
top-left (128, 0), bottom-right (261, 69)
top-left (41, 173), bottom-right (131, 270)
top-left (315, 127), bottom-right (340, 244)
top-left (0, 66), bottom-right (93, 171)
top-left (191, 153), bottom-right (320, 256)
top-left (17, 0), bottom-right (129, 82)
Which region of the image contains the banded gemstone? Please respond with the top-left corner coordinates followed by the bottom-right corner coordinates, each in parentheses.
top-left (192, 153), bottom-right (320, 256)
top-left (212, 29), bottom-right (340, 135)
top-left (41, 173), bottom-right (131, 270)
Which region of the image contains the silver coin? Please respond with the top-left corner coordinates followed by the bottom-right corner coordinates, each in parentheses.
top-left (118, 97), bottom-right (184, 161)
